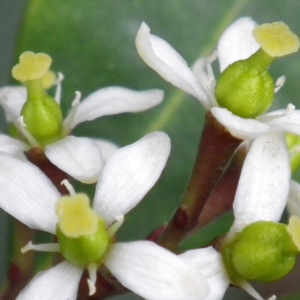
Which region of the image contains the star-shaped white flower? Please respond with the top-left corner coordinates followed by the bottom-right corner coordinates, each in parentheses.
top-left (0, 81), bottom-right (163, 183)
top-left (136, 17), bottom-right (300, 141)
top-left (0, 131), bottom-right (228, 300)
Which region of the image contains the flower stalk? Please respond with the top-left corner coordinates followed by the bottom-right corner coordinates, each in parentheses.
top-left (157, 112), bottom-right (242, 250)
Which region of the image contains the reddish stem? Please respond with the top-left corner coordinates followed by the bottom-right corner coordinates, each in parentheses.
top-left (157, 112), bottom-right (242, 251)
top-left (25, 147), bottom-right (69, 194)
top-left (197, 143), bottom-right (248, 229)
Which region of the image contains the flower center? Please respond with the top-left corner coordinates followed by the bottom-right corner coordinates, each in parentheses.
top-left (56, 193), bottom-right (99, 237)
top-left (215, 22), bottom-right (299, 119)
top-left (12, 51), bottom-right (64, 147)
top-left (55, 194), bottom-right (111, 267)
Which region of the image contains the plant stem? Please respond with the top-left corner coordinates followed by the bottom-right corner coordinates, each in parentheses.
top-left (157, 111), bottom-right (242, 251)
top-left (196, 143), bottom-right (248, 229)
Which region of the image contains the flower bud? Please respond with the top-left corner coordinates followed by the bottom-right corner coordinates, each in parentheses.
top-left (222, 221), bottom-right (298, 283)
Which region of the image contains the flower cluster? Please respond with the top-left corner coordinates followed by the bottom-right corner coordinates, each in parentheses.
top-left (0, 15), bottom-right (299, 300)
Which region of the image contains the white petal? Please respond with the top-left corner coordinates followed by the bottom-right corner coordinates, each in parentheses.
top-left (70, 87), bottom-right (164, 128)
top-left (93, 132), bottom-right (170, 225)
top-left (0, 153), bottom-right (59, 233)
top-left (16, 261), bottom-right (83, 300)
top-left (0, 134), bottom-right (29, 160)
top-left (261, 109), bottom-right (300, 135)
top-left (180, 247), bottom-right (229, 300)
top-left (287, 180), bottom-right (300, 217)
top-left (105, 241), bottom-right (209, 300)
top-left (91, 138), bottom-right (119, 162)
top-left (45, 136), bottom-right (104, 184)
top-left (0, 86), bottom-right (26, 122)
top-left (218, 17), bottom-right (259, 72)
top-left (211, 107), bottom-right (270, 140)
top-left (136, 22), bottom-right (210, 109)
top-left (232, 131), bottom-right (290, 232)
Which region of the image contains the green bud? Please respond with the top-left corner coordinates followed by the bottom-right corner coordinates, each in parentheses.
top-left (215, 49), bottom-right (275, 118)
top-left (56, 218), bottom-right (111, 267)
top-left (222, 221), bottom-right (298, 283)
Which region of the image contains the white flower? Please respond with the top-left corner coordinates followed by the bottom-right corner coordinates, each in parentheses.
top-left (0, 132), bottom-right (228, 300)
top-left (0, 131), bottom-right (228, 300)
top-left (136, 17), bottom-right (300, 141)
top-left (0, 82), bottom-right (163, 183)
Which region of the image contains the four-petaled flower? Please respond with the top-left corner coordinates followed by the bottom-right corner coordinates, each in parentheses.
top-left (0, 131), bottom-right (228, 300)
top-left (0, 74), bottom-right (163, 183)
top-left (136, 17), bottom-right (300, 141)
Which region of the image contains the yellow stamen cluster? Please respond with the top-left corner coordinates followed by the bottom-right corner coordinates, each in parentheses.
top-left (12, 51), bottom-right (52, 82)
top-left (287, 216), bottom-right (300, 251)
top-left (253, 22), bottom-right (300, 57)
top-left (56, 194), bottom-right (98, 238)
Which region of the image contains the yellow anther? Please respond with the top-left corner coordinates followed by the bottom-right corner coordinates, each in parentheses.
top-left (287, 216), bottom-right (300, 251)
top-left (42, 70), bottom-right (56, 89)
top-left (56, 194), bottom-right (98, 238)
top-left (253, 22), bottom-right (300, 57)
top-left (12, 51), bottom-right (52, 82)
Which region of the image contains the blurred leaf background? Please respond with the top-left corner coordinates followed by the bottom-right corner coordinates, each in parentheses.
top-left (1, 0), bottom-right (300, 299)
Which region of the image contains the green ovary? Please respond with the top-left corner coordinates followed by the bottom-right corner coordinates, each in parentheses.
top-left (12, 51), bottom-right (64, 147)
top-left (215, 49), bottom-right (275, 119)
top-left (222, 221), bottom-right (298, 283)
top-left (56, 218), bottom-right (111, 267)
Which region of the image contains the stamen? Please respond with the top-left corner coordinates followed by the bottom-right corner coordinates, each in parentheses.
top-left (258, 103), bottom-right (295, 123)
top-left (18, 116), bottom-right (40, 147)
top-left (0, 96), bottom-right (20, 125)
top-left (62, 91), bottom-right (82, 135)
top-left (274, 75), bottom-right (286, 93)
top-left (107, 215), bottom-right (124, 237)
top-left (60, 179), bottom-right (76, 196)
top-left (205, 52), bottom-right (218, 107)
top-left (87, 263), bottom-right (98, 296)
top-left (206, 50), bottom-right (218, 64)
top-left (54, 72), bottom-right (64, 104)
top-left (21, 241), bottom-right (60, 254)
top-left (239, 280), bottom-right (264, 300)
